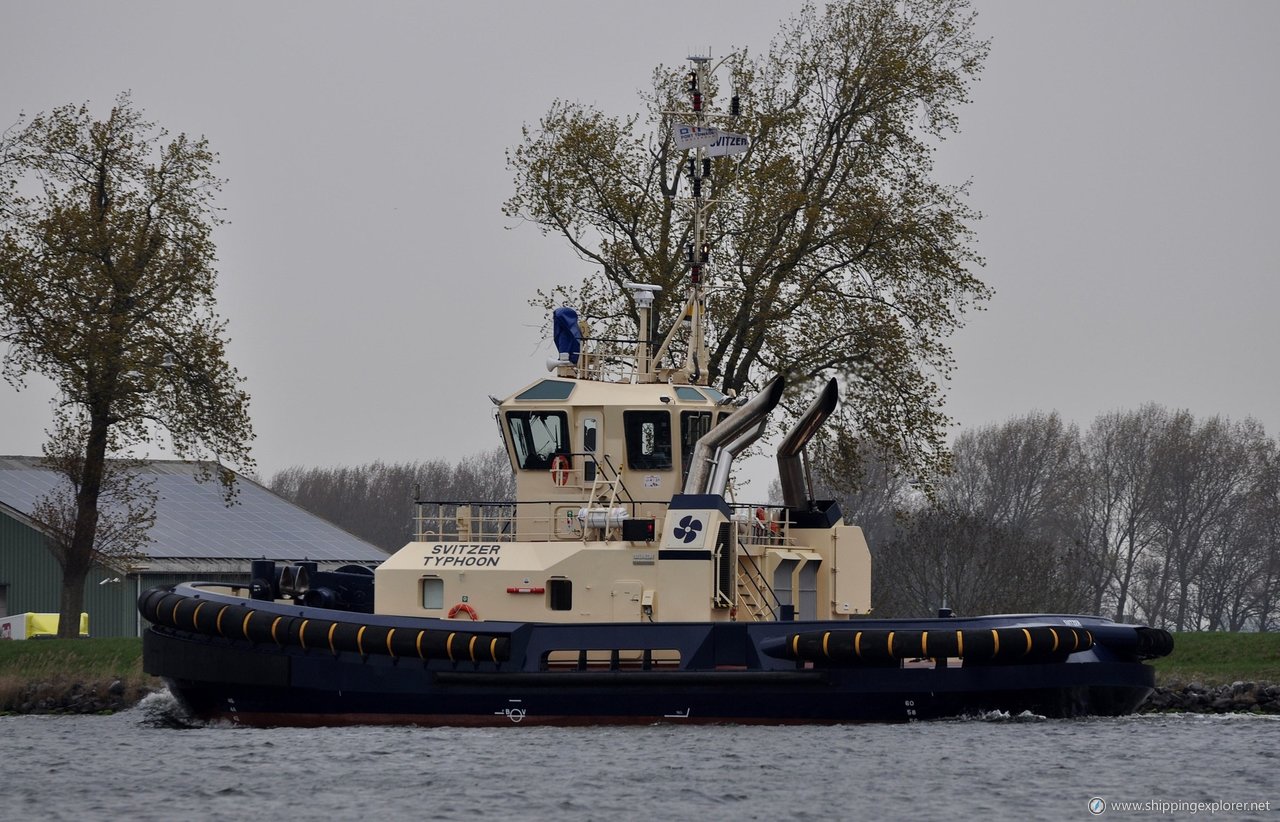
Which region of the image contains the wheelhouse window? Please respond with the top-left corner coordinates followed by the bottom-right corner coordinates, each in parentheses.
top-left (582, 417), bottom-right (598, 483)
top-left (624, 410), bottom-right (672, 470)
top-left (506, 410), bottom-right (570, 470)
top-left (680, 411), bottom-right (713, 485)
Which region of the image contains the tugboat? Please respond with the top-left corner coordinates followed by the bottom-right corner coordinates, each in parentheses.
top-left (140, 54), bottom-right (1172, 726)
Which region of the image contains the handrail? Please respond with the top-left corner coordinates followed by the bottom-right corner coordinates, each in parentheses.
top-left (736, 541), bottom-right (780, 621)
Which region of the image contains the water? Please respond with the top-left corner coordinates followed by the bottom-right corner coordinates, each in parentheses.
top-left (1, 693), bottom-right (1276, 821)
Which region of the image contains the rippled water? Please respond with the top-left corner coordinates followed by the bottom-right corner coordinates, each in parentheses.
top-left (1, 693), bottom-right (1276, 821)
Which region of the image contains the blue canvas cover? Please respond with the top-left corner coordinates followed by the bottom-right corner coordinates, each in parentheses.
top-left (552, 306), bottom-right (581, 365)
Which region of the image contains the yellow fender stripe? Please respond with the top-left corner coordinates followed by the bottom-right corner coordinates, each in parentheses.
top-left (791, 635), bottom-right (800, 657)
top-left (1070, 629), bottom-right (1079, 652)
top-left (956, 630), bottom-right (964, 658)
top-left (386, 628), bottom-right (397, 659)
top-left (468, 635), bottom-right (479, 663)
top-left (991, 629), bottom-right (1000, 656)
top-left (299, 619), bottom-right (310, 650)
top-left (328, 622), bottom-right (338, 654)
top-left (356, 625), bottom-right (367, 656)
top-left (1050, 628), bottom-right (1060, 653)
top-left (822, 632), bottom-right (831, 658)
top-left (887, 631), bottom-right (896, 658)
top-left (271, 616), bottom-right (283, 646)
top-left (1022, 628), bottom-right (1033, 655)
top-left (242, 611), bottom-right (254, 640)
top-left (216, 606), bottom-right (229, 637)
top-left (489, 637), bottom-right (499, 662)
top-left (1086, 630), bottom-right (1093, 648)
top-left (191, 601), bottom-right (205, 631)
top-left (922, 631), bottom-right (929, 658)
top-left (416, 630), bottom-right (427, 660)
top-left (854, 631), bottom-right (863, 658)
top-left (446, 632), bottom-right (457, 662)
top-left (171, 600), bottom-right (182, 625)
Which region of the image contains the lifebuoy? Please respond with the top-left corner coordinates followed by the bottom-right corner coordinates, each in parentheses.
top-left (550, 454), bottom-right (571, 486)
top-left (755, 507), bottom-right (779, 534)
top-left (448, 603), bottom-right (479, 621)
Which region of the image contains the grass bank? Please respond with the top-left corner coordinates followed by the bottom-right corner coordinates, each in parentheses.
top-left (0, 637), bottom-right (154, 713)
top-left (1151, 632), bottom-right (1280, 686)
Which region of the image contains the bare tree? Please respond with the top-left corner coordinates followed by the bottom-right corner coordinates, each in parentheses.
top-left (938, 411), bottom-right (1085, 541)
top-left (1143, 414), bottom-right (1266, 630)
top-left (271, 448), bottom-right (516, 552)
top-left (1077, 406), bottom-right (1166, 621)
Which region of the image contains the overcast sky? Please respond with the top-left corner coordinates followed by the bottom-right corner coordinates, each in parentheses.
top-left (2, 1), bottom-right (1278, 488)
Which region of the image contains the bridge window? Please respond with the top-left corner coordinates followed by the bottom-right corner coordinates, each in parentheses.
top-left (624, 410), bottom-right (672, 470)
top-left (506, 410), bottom-right (570, 470)
top-left (515, 379), bottom-right (576, 401)
top-left (681, 411), bottom-right (713, 485)
top-left (582, 417), bottom-right (598, 482)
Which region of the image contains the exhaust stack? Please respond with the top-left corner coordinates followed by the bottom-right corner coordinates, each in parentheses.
top-left (683, 374), bottom-right (785, 496)
top-left (776, 378), bottom-right (839, 509)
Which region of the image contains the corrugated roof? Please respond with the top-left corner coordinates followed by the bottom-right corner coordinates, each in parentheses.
top-left (0, 456), bottom-right (388, 563)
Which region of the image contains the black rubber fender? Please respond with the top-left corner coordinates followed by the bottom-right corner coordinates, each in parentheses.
top-left (137, 586), bottom-right (512, 662)
top-left (771, 626), bottom-right (1096, 665)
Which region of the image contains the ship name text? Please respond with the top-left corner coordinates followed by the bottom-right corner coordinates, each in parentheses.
top-left (423, 544), bottom-right (502, 567)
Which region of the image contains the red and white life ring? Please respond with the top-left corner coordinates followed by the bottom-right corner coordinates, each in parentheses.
top-left (550, 454), bottom-right (571, 487)
top-left (755, 507), bottom-right (779, 535)
top-left (447, 603), bottom-right (479, 621)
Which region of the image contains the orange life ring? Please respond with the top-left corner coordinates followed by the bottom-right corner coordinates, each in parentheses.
top-left (550, 454), bottom-right (571, 486)
top-left (447, 603), bottom-right (479, 621)
top-left (755, 507), bottom-right (779, 535)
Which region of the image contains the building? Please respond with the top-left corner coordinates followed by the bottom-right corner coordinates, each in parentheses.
top-left (0, 457), bottom-right (389, 637)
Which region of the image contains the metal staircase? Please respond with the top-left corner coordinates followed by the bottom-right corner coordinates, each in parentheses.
top-left (734, 536), bottom-right (779, 622)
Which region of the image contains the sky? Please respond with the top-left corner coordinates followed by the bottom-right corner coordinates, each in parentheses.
top-left (1, 1), bottom-right (1278, 489)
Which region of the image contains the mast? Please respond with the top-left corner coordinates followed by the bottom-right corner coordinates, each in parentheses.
top-left (647, 54), bottom-right (744, 387)
top-left (684, 55), bottom-right (711, 386)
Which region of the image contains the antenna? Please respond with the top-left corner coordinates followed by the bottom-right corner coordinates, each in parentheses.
top-left (650, 53), bottom-right (748, 386)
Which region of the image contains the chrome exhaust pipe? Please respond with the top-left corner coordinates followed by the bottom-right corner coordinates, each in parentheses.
top-left (776, 378), bottom-right (839, 509)
top-left (683, 374), bottom-right (786, 495)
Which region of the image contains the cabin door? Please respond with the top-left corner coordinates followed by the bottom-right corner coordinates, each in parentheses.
top-left (612, 580), bottom-right (643, 621)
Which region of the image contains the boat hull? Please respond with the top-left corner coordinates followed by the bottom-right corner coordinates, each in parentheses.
top-left (141, 586), bottom-right (1160, 727)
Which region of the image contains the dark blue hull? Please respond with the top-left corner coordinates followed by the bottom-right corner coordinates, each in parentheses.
top-left (141, 585), bottom-right (1162, 726)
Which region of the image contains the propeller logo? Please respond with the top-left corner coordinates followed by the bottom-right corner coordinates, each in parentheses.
top-left (673, 515), bottom-right (703, 544)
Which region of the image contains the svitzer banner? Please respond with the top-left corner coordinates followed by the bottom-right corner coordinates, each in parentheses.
top-left (674, 123), bottom-right (750, 156)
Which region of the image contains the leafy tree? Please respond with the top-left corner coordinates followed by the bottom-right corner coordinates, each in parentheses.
top-left (0, 94), bottom-right (253, 636)
top-left (506, 0), bottom-right (990, 481)
top-left (30, 412), bottom-right (157, 580)
top-left (270, 448), bottom-right (516, 552)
